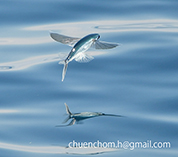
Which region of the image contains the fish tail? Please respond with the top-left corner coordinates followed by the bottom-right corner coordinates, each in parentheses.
top-left (59, 60), bottom-right (68, 82)
top-left (64, 103), bottom-right (72, 116)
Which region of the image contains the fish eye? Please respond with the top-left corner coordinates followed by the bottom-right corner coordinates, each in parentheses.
top-left (72, 48), bottom-right (75, 52)
top-left (97, 35), bottom-right (100, 39)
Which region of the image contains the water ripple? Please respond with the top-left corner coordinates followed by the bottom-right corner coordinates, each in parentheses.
top-left (25, 19), bottom-right (178, 34)
top-left (0, 142), bottom-right (116, 155)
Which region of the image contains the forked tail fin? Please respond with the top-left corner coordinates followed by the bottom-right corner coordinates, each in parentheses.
top-left (64, 103), bottom-right (72, 116)
top-left (59, 60), bottom-right (68, 82)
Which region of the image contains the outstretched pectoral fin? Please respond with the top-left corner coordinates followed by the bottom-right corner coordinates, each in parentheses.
top-left (75, 53), bottom-right (94, 63)
top-left (92, 40), bottom-right (119, 49)
top-left (50, 32), bottom-right (80, 47)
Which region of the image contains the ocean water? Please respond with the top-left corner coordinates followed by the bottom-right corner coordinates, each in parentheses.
top-left (0, 0), bottom-right (178, 156)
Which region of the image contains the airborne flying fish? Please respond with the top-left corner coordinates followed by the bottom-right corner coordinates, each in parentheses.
top-left (50, 33), bottom-right (119, 81)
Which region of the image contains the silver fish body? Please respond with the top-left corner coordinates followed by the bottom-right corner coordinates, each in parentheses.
top-left (65, 33), bottom-right (100, 63)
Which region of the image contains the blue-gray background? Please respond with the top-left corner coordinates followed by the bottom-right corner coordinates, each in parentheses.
top-left (0, 0), bottom-right (178, 156)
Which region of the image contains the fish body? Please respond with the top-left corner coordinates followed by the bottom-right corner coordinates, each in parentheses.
top-left (65, 33), bottom-right (100, 63)
top-left (71, 112), bottom-right (103, 121)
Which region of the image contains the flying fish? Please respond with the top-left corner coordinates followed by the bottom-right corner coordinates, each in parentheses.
top-left (50, 33), bottom-right (118, 81)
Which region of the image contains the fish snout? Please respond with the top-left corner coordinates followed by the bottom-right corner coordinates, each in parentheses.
top-left (93, 35), bottom-right (100, 42)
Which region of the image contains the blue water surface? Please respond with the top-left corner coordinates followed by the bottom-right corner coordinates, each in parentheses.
top-left (0, 0), bottom-right (178, 156)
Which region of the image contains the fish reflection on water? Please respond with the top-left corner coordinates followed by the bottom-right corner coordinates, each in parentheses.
top-left (56, 103), bottom-right (123, 127)
top-left (50, 33), bottom-right (119, 81)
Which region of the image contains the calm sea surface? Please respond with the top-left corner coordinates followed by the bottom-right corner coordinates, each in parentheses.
top-left (0, 0), bottom-right (178, 156)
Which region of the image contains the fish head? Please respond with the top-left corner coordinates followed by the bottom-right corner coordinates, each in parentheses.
top-left (98, 112), bottom-right (105, 116)
top-left (70, 114), bottom-right (74, 118)
top-left (91, 34), bottom-right (100, 41)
